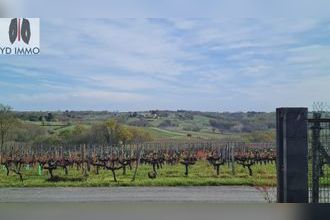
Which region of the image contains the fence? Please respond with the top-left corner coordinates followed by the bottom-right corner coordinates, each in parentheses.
top-left (308, 112), bottom-right (330, 203)
top-left (276, 107), bottom-right (330, 203)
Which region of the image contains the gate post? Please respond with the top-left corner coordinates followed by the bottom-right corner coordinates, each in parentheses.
top-left (276, 108), bottom-right (308, 203)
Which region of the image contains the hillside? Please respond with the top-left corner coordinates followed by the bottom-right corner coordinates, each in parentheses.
top-left (14, 110), bottom-right (276, 143)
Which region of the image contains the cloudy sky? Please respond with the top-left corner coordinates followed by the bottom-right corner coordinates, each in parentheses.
top-left (1, 18), bottom-right (330, 111)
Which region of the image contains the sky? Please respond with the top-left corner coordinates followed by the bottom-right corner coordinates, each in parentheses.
top-left (3, 0), bottom-right (330, 18)
top-left (1, 7), bottom-right (330, 112)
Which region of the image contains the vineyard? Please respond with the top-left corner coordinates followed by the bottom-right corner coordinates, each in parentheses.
top-left (0, 141), bottom-right (276, 187)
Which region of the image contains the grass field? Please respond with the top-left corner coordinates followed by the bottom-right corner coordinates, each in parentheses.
top-left (141, 127), bottom-right (244, 141)
top-left (0, 161), bottom-right (276, 187)
top-left (142, 127), bottom-right (186, 139)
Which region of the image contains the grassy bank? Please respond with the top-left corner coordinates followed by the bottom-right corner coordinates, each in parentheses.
top-left (0, 161), bottom-right (276, 187)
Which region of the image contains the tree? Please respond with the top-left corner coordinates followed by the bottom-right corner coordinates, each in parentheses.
top-left (46, 112), bottom-right (54, 122)
top-left (158, 119), bottom-right (174, 128)
top-left (128, 127), bottom-right (152, 143)
top-left (209, 119), bottom-right (235, 133)
top-left (13, 123), bottom-right (47, 144)
top-left (117, 126), bottom-right (133, 146)
top-left (72, 119), bottom-right (152, 146)
top-left (243, 131), bottom-right (275, 143)
top-left (0, 104), bottom-right (17, 155)
top-left (128, 118), bottom-right (150, 127)
top-left (105, 119), bottom-right (121, 146)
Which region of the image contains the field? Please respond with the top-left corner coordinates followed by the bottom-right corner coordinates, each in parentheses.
top-left (0, 161), bottom-right (276, 187)
top-left (1, 109), bottom-right (279, 188)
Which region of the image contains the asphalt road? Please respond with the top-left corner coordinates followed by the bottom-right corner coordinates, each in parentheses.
top-left (0, 186), bottom-right (275, 203)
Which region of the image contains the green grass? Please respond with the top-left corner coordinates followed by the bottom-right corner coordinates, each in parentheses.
top-left (140, 127), bottom-right (245, 141)
top-left (141, 127), bottom-right (186, 139)
top-left (0, 161), bottom-right (277, 187)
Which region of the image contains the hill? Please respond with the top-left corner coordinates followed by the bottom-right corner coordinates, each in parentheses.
top-left (13, 110), bottom-right (276, 143)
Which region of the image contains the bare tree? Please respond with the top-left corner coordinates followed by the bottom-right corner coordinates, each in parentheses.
top-left (0, 104), bottom-right (16, 160)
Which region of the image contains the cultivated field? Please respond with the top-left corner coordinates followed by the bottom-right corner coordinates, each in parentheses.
top-left (0, 142), bottom-right (277, 187)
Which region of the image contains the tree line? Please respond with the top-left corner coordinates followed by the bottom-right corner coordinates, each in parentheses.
top-left (0, 104), bottom-right (152, 148)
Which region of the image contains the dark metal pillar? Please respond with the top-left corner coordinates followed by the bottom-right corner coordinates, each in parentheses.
top-left (276, 108), bottom-right (308, 203)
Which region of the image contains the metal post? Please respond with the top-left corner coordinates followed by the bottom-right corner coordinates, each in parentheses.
top-left (311, 112), bottom-right (321, 203)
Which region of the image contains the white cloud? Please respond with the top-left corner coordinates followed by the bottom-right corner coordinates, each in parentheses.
top-left (1, 18), bottom-right (329, 111)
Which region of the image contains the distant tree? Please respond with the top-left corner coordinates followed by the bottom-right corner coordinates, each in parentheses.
top-left (46, 112), bottom-right (54, 122)
top-left (72, 124), bottom-right (86, 136)
top-left (117, 126), bottom-right (133, 146)
top-left (105, 119), bottom-right (121, 146)
top-left (33, 135), bottom-right (62, 147)
top-left (28, 114), bottom-right (39, 121)
top-left (86, 120), bottom-right (151, 145)
top-left (128, 127), bottom-right (152, 143)
top-left (128, 118), bottom-right (150, 127)
top-left (209, 119), bottom-right (235, 133)
top-left (129, 112), bottom-right (138, 117)
top-left (88, 123), bottom-right (108, 145)
top-left (209, 119), bottom-right (218, 128)
top-left (158, 119), bottom-right (175, 128)
top-left (13, 123), bottom-right (47, 144)
top-left (150, 110), bottom-right (159, 115)
top-left (0, 104), bottom-right (17, 154)
top-left (184, 112), bottom-right (194, 120)
top-left (157, 111), bottom-right (168, 117)
top-left (38, 115), bottom-right (46, 126)
top-left (182, 124), bottom-right (200, 132)
top-left (243, 131), bottom-right (275, 142)
top-left (57, 124), bottom-right (88, 145)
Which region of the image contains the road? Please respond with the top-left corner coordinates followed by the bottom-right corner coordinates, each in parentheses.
top-left (0, 187), bottom-right (287, 220)
top-left (0, 186), bottom-right (274, 203)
